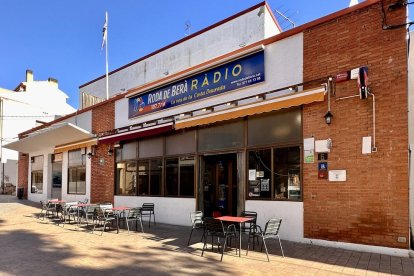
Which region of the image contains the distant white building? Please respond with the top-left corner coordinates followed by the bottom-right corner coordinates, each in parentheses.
top-left (0, 70), bottom-right (76, 195)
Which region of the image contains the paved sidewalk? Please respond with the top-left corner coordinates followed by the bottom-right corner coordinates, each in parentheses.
top-left (0, 195), bottom-right (413, 276)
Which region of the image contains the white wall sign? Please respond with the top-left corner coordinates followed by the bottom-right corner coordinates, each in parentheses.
top-left (329, 170), bottom-right (347, 182)
top-left (362, 136), bottom-right (372, 154)
top-left (315, 139), bottom-right (331, 153)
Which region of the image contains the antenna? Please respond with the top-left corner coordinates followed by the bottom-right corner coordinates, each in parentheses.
top-left (274, 9), bottom-right (296, 30)
top-left (184, 20), bottom-right (191, 36)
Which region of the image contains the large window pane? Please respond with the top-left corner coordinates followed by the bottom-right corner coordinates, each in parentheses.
top-left (116, 161), bottom-right (137, 195)
top-left (31, 171), bottom-right (43, 194)
top-left (165, 159), bottom-right (179, 196)
top-left (122, 142), bottom-right (138, 160)
top-left (274, 147), bottom-right (301, 200)
top-left (248, 108), bottom-right (302, 147)
top-left (68, 150), bottom-right (86, 194)
top-left (166, 131), bottom-right (196, 155)
top-left (150, 159), bottom-right (162, 196)
top-left (180, 156), bottom-right (195, 197)
top-left (198, 120), bottom-right (244, 152)
top-left (139, 138), bottom-right (163, 158)
top-left (138, 160), bottom-right (149, 195)
top-left (248, 149), bottom-right (271, 199)
top-left (31, 155), bottom-right (43, 194)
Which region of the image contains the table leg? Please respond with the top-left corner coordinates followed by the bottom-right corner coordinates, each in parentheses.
top-left (239, 222), bottom-right (242, 257)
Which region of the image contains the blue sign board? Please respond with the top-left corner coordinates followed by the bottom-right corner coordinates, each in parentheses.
top-left (128, 51), bottom-right (265, 118)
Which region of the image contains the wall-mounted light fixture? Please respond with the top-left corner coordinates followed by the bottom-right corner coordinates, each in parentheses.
top-left (107, 145), bottom-right (113, 156)
top-left (324, 111), bottom-right (333, 125)
top-left (87, 145), bottom-right (96, 159)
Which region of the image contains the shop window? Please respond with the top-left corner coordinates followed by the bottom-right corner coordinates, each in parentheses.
top-left (248, 108), bottom-right (302, 147)
top-left (274, 147), bottom-right (301, 200)
top-left (139, 137), bottom-right (163, 158)
top-left (198, 120), bottom-right (244, 152)
top-left (165, 156), bottom-right (195, 197)
top-left (31, 155), bottom-right (44, 194)
top-left (248, 149), bottom-right (271, 199)
top-left (138, 159), bottom-right (163, 196)
top-left (116, 161), bottom-right (137, 195)
top-left (247, 146), bottom-right (301, 201)
top-left (68, 149), bottom-right (86, 195)
top-left (117, 142), bottom-right (138, 161)
top-left (166, 130), bottom-right (196, 155)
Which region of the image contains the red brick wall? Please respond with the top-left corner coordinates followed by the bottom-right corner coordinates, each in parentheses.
top-left (303, 3), bottom-right (408, 248)
top-left (17, 152), bottom-right (29, 199)
top-left (91, 101), bottom-right (115, 204)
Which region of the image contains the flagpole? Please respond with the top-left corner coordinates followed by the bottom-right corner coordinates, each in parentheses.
top-left (105, 11), bottom-right (109, 100)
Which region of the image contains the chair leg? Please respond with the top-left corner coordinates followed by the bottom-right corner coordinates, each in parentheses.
top-left (277, 235), bottom-right (284, 257)
top-left (262, 236), bottom-right (270, 262)
top-left (148, 213), bottom-right (151, 228)
top-left (187, 228), bottom-right (194, 246)
top-left (126, 219), bottom-right (130, 233)
top-left (153, 212), bottom-right (156, 225)
top-left (140, 219), bottom-right (144, 233)
top-left (101, 221), bottom-right (107, 236)
top-left (246, 235), bottom-right (250, 256)
top-left (201, 235), bottom-right (208, 256)
top-left (221, 236), bottom-right (228, 262)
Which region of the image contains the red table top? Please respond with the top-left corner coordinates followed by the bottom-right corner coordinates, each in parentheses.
top-left (49, 200), bottom-right (66, 203)
top-left (110, 206), bottom-right (131, 211)
top-left (72, 203), bottom-right (94, 207)
top-left (216, 216), bottom-right (253, 223)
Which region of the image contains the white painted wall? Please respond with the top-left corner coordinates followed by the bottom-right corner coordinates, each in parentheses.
top-left (80, 5), bottom-right (280, 102)
top-left (27, 148), bottom-right (54, 203)
top-left (246, 200), bottom-right (303, 242)
top-left (61, 110), bottom-right (92, 133)
top-left (114, 196), bottom-right (196, 226)
top-left (115, 33), bottom-right (303, 128)
top-left (60, 147), bottom-right (91, 203)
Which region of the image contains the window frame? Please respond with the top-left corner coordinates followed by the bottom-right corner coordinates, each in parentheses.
top-left (164, 155), bottom-right (196, 198)
top-left (67, 149), bottom-right (86, 195)
top-left (30, 155), bottom-right (44, 194)
top-left (246, 143), bottom-right (302, 202)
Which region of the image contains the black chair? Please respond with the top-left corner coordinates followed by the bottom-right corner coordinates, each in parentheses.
top-left (187, 211), bottom-right (204, 246)
top-left (92, 207), bottom-right (117, 235)
top-left (141, 203), bottom-right (155, 227)
top-left (201, 217), bottom-right (237, 262)
top-left (240, 210), bottom-right (259, 248)
top-left (38, 200), bottom-right (55, 220)
top-left (247, 218), bottom-right (284, 261)
top-left (125, 208), bottom-right (144, 233)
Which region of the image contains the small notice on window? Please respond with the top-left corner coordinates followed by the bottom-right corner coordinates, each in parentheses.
top-left (261, 179), bottom-right (269, 191)
top-left (248, 180), bottom-right (260, 197)
top-left (249, 170), bottom-right (256, 181)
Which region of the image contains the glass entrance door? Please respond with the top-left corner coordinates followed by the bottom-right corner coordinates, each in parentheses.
top-left (202, 153), bottom-right (237, 217)
top-left (51, 157), bottom-right (62, 199)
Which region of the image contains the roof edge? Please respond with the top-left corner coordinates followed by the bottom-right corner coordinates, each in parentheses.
top-left (79, 1), bottom-right (267, 89)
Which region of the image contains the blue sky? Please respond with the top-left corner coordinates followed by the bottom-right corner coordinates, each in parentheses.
top-left (0, 0), bottom-right (412, 109)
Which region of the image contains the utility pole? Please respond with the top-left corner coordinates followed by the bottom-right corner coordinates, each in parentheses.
top-left (0, 97), bottom-right (4, 194)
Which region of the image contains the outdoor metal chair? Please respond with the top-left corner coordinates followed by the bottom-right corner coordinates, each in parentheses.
top-left (246, 218), bottom-right (284, 261)
top-left (58, 202), bottom-right (78, 226)
top-left (201, 217), bottom-right (238, 262)
top-left (187, 211), bottom-right (204, 245)
top-left (38, 200), bottom-right (55, 220)
top-left (84, 204), bottom-right (99, 225)
top-left (125, 208), bottom-right (144, 233)
top-left (141, 203), bottom-right (155, 227)
top-left (92, 207), bottom-right (117, 235)
top-left (240, 210), bottom-right (259, 248)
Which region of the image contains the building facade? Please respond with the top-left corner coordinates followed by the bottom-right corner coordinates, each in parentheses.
top-left (10, 0), bottom-right (413, 256)
top-left (0, 70), bottom-right (75, 195)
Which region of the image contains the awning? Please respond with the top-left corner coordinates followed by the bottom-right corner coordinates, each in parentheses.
top-left (54, 138), bottom-right (98, 153)
top-left (175, 87), bottom-right (326, 130)
top-left (4, 122), bottom-right (94, 153)
top-left (99, 123), bottom-right (174, 144)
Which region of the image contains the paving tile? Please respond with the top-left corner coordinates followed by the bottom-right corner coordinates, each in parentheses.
top-left (1, 195), bottom-right (414, 276)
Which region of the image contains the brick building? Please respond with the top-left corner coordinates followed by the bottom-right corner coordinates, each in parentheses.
top-left (8, 0), bottom-right (414, 256)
